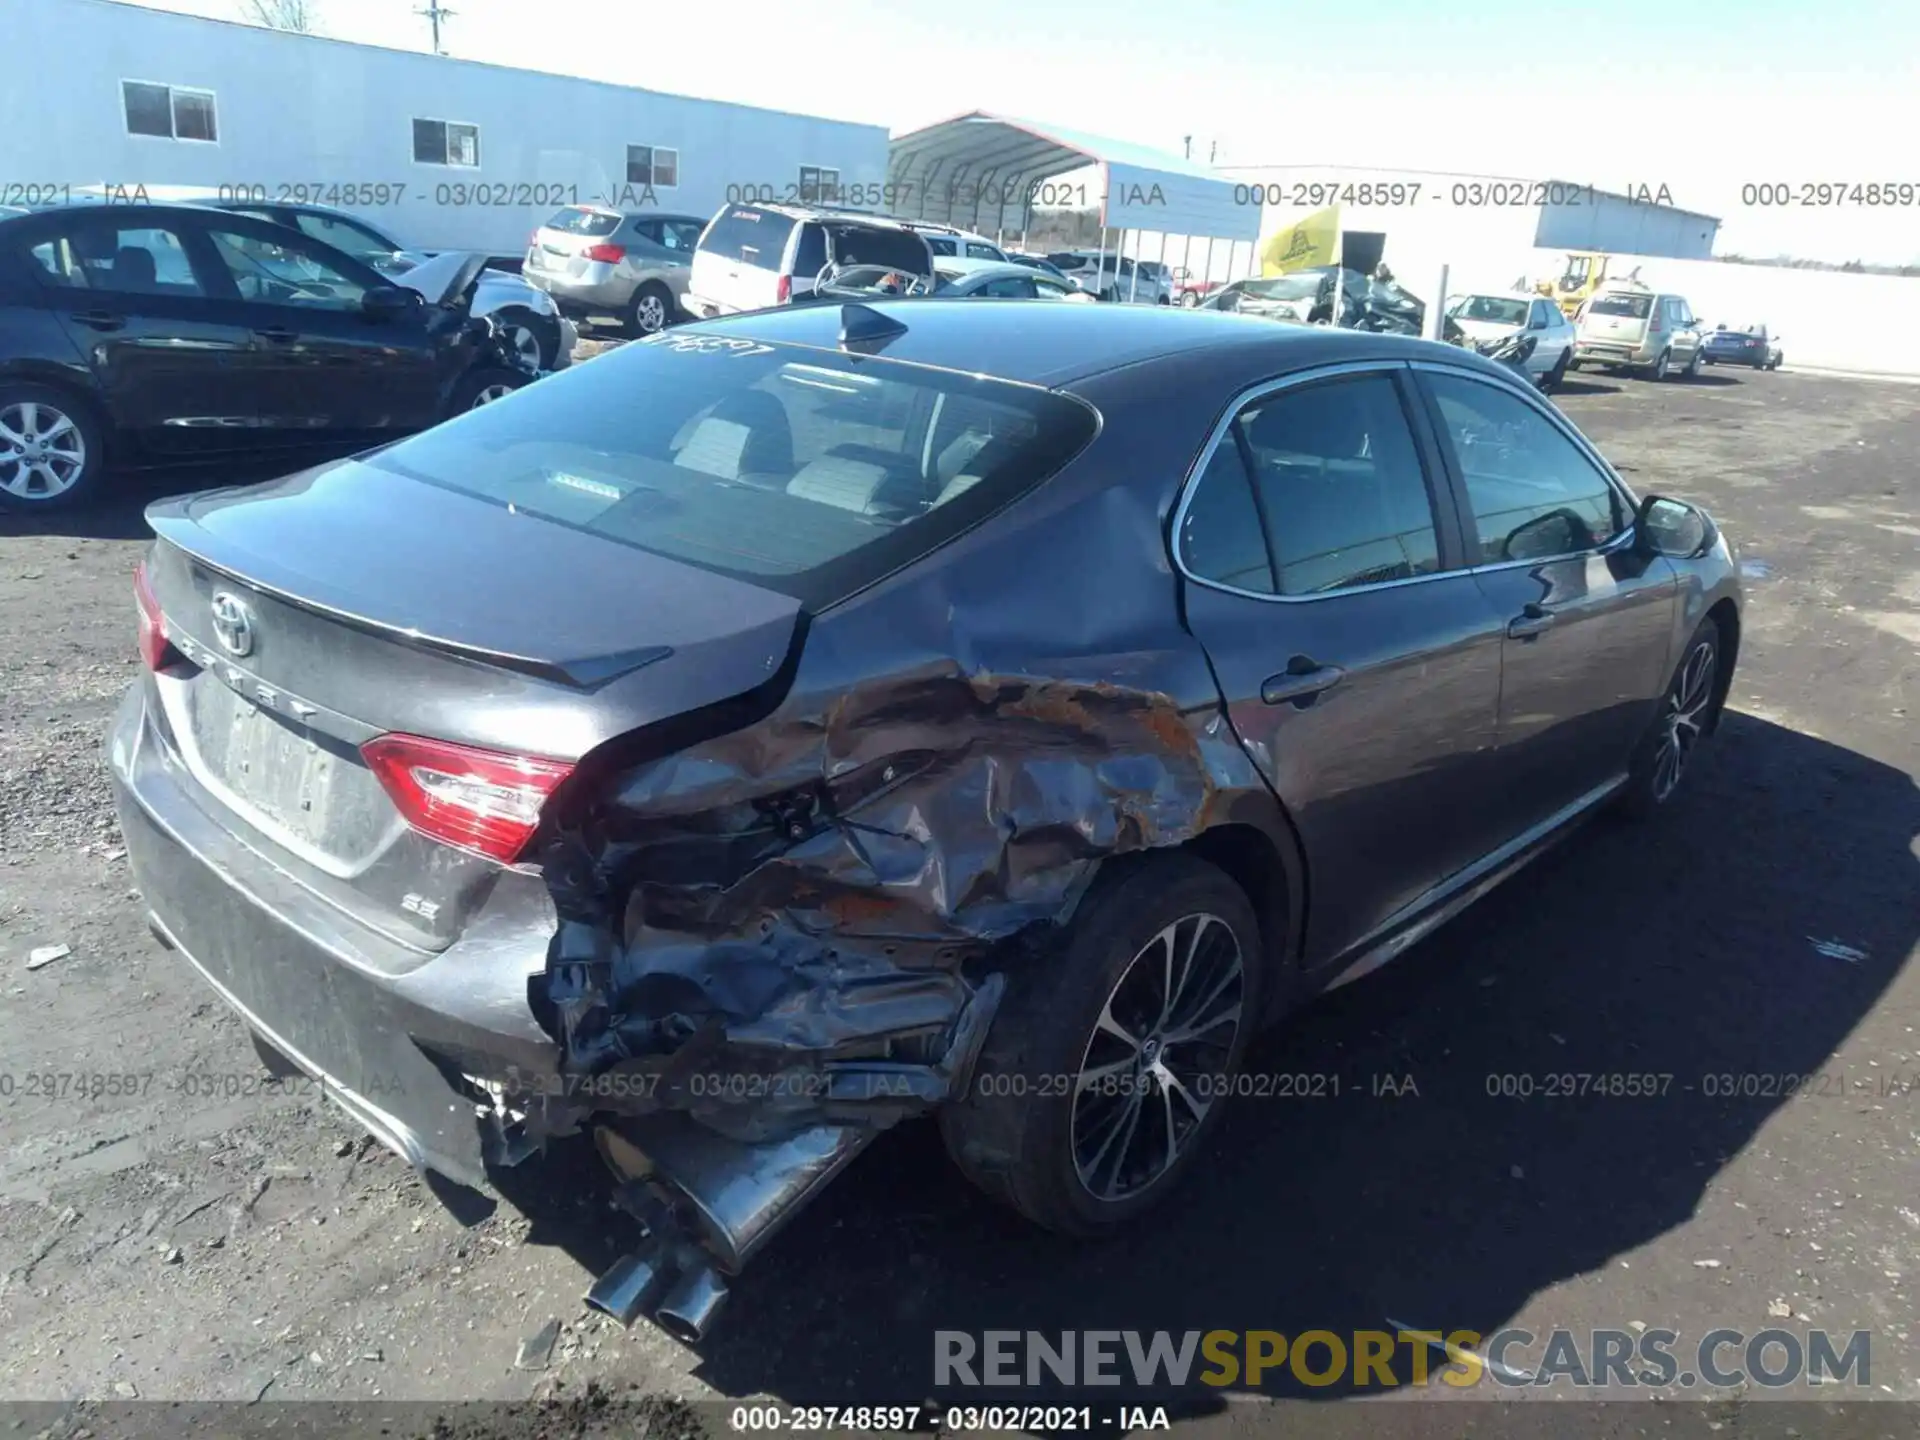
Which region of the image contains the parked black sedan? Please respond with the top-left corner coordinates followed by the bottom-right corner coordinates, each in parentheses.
top-left (111, 302), bottom-right (1739, 1340)
top-left (0, 203), bottom-right (540, 509)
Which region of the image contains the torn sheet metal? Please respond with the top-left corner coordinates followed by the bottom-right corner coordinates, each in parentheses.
top-left (534, 660), bottom-right (1257, 1139)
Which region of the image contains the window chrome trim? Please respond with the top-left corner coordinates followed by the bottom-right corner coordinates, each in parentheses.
top-left (1406, 357), bottom-right (1646, 570)
top-left (1169, 358), bottom-right (1464, 605)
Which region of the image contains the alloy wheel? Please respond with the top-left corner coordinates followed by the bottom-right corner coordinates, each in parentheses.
top-left (1652, 638), bottom-right (1717, 802)
top-left (471, 382), bottom-right (516, 408)
top-left (634, 293), bottom-right (667, 334)
top-left (503, 324), bottom-right (543, 370)
top-left (1069, 912), bottom-right (1244, 1203)
top-left (0, 400), bottom-right (87, 502)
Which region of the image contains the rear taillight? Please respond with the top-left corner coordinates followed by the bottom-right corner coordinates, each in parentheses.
top-left (133, 560), bottom-right (178, 671)
top-left (776, 273), bottom-right (793, 303)
top-left (582, 243), bottom-right (625, 263)
top-left (361, 734), bottom-right (573, 864)
top-left (1649, 312), bottom-right (1664, 332)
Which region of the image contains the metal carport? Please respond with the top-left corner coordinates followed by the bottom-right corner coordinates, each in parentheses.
top-left (887, 111), bottom-right (1260, 297)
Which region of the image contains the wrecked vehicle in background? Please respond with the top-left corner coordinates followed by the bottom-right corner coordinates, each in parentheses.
top-left (109, 301), bottom-right (1743, 1341)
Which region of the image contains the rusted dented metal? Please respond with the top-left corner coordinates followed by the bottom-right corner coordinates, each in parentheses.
top-left (533, 663), bottom-right (1241, 1139)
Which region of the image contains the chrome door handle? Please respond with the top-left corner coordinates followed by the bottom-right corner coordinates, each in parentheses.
top-left (1262, 662), bottom-right (1346, 707)
top-left (1508, 602), bottom-right (1557, 639)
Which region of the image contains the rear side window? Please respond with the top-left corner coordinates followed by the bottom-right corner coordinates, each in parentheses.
top-left (25, 222), bottom-right (203, 294)
top-left (364, 338), bottom-right (1099, 608)
top-left (1589, 293), bottom-right (1651, 319)
top-left (925, 236), bottom-right (958, 256)
top-left (1181, 373), bottom-right (1440, 596)
top-left (544, 207), bottom-right (621, 237)
top-left (698, 205), bottom-right (796, 267)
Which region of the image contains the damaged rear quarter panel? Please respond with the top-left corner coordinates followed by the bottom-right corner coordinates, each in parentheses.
top-left (535, 360), bottom-right (1295, 1138)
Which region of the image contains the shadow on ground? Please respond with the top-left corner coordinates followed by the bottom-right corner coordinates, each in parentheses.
top-left (490, 714), bottom-right (1915, 1411)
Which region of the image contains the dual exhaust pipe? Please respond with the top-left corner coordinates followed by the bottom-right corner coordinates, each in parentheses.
top-left (584, 1117), bottom-right (876, 1343)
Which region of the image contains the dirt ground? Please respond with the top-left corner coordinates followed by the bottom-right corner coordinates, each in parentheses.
top-left (1, 358), bottom-right (1916, 1434)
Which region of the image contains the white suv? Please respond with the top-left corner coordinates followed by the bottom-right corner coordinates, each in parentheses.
top-left (1043, 252), bottom-right (1172, 304)
top-left (684, 204), bottom-right (936, 318)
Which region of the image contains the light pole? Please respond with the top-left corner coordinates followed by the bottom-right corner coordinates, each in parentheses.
top-left (415, 0), bottom-right (455, 53)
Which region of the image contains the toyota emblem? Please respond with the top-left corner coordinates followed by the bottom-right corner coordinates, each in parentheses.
top-left (209, 591), bottom-right (256, 658)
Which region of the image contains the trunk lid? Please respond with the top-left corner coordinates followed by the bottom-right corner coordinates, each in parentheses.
top-left (141, 455), bottom-right (802, 948)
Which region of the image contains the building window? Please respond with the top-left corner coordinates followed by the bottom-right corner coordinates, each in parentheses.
top-left (123, 81), bottom-right (218, 142)
top-left (798, 166), bottom-right (840, 203)
top-left (412, 118), bottom-right (480, 167)
top-left (627, 145), bottom-right (679, 188)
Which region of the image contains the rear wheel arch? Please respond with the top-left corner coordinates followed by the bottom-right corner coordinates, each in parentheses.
top-left (1180, 814), bottom-right (1307, 1025)
top-left (1703, 597), bottom-right (1740, 733)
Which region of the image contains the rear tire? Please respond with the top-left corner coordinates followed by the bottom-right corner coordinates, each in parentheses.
top-left (1617, 618), bottom-right (1722, 819)
top-left (626, 282), bottom-right (674, 337)
top-left (941, 853), bottom-right (1262, 1236)
top-left (1179, 292), bottom-right (1200, 308)
top-left (0, 383), bottom-right (109, 512)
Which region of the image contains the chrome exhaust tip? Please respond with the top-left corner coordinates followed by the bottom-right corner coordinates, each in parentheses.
top-left (653, 1263), bottom-right (729, 1344)
top-left (584, 1250), bottom-right (673, 1328)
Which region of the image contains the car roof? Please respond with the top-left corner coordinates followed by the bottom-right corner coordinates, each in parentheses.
top-left (738, 202), bottom-right (920, 232)
top-left (0, 201), bottom-right (271, 225)
top-left (681, 299), bottom-right (1514, 389)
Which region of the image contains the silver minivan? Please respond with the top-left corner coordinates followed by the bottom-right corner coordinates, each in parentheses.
top-left (683, 204), bottom-right (936, 318)
top-left (1572, 285), bottom-right (1706, 381)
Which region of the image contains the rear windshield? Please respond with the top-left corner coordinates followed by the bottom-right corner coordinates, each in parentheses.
top-left (1589, 293), bottom-right (1652, 319)
top-left (543, 207), bottom-right (620, 237)
top-left (699, 206), bottom-right (797, 267)
top-left (364, 335), bottom-right (1098, 608)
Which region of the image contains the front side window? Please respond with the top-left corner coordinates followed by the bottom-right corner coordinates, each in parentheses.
top-left (413, 118), bottom-right (480, 167)
top-left (123, 81), bottom-right (217, 142)
top-left (965, 242), bottom-right (1002, 260)
top-left (1180, 372), bottom-right (1440, 597)
top-left (205, 226), bottom-right (372, 310)
top-left (362, 340), bottom-right (1099, 607)
top-left (1424, 371), bottom-right (1628, 564)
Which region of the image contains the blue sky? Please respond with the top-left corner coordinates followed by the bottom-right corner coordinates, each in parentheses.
top-left (130, 0), bottom-right (1920, 263)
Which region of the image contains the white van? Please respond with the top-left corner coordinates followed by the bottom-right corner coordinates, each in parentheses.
top-left (684, 204), bottom-right (937, 318)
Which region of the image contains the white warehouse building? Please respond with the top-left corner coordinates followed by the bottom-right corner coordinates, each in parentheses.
top-left (6, 0), bottom-right (892, 255)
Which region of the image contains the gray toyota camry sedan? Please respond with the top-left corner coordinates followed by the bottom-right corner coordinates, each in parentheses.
top-left (110, 301), bottom-right (1741, 1340)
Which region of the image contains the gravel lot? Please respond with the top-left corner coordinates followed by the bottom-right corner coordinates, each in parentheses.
top-left (1, 359), bottom-right (1916, 1431)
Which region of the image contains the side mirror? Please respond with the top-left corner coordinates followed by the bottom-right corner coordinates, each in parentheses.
top-left (1635, 494), bottom-right (1714, 558)
top-left (362, 285), bottom-right (419, 319)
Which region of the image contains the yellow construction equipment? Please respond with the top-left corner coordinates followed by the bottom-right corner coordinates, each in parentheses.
top-left (1533, 252), bottom-right (1641, 317)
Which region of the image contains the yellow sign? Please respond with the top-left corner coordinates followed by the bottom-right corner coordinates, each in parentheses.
top-left (1260, 204), bottom-right (1340, 276)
